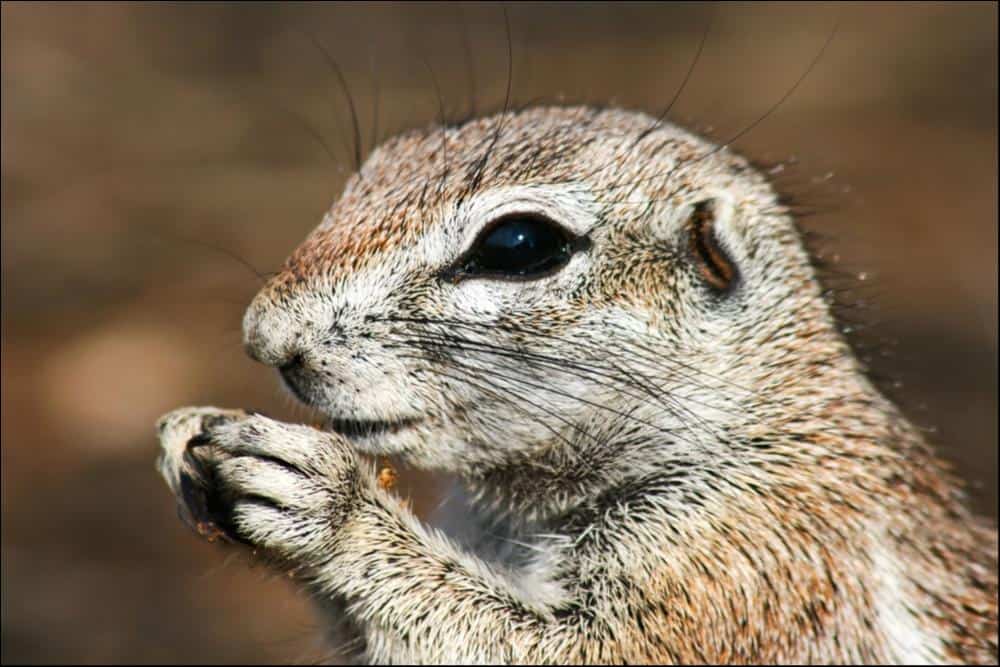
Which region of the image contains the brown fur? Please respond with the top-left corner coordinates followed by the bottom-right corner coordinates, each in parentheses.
top-left (160, 105), bottom-right (997, 664)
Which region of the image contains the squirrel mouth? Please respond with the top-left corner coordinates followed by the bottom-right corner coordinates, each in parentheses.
top-left (324, 417), bottom-right (421, 439)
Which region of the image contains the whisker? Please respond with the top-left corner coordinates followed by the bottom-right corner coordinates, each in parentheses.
top-left (390, 331), bottom-right (629, 458)
top-left (301, 29), bottom-right (364, 171)
top-left (368, 51), bottom-right (381, 158)
top-left (455, 3), bottom-right (478, 120)
top-left (419, 55), bottom-right (451, 196)
top-left (395, 338), bottom-right (699, 448)
top-left (149, 230), bottom-right (271, 284)
top-left (407, 355), bottom-right (591, 452)
top-left (682, 18), bottom-right (841, 173)
top-left (379, 314), bottom-right (754, 405)
top-left (377, 314), bottom-right (856, 438)
top-left (465, 4), bottom-right (513, 197)
top-left (573, 5), bottom-right (717, 190)
top-left (636, 7), bottom-right (716, 145)
top-left (386, 328), bottom-right (733, 444)
top-left (585, 15), bottom-right (841, 207)
top-left (380, 316), bottom-right (738, 431)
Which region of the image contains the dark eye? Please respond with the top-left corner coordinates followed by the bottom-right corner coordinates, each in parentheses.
top-left (444, 214), bottom-right (586, 282)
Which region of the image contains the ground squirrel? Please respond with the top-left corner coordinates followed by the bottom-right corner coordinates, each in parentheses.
top-left (157, 105), bottom-right (998, 663)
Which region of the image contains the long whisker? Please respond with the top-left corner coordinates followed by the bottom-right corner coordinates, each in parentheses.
top-left (465, 4), bottom-right (513, 197)
top-left (303, 30), bottom-right (364, 171)
top-left (149, 230), bottom-right (271, 284)
top-left (636, 7), bottom-right (716, 144)
top-left (377, 314), bottom-right (853, 436)
top-left (682, 19), bottom-right (841, 173)
top-left (369, 51), bottom-right (381, 159)
top-left (420, 56), bottom-right (451, 196)
top-left (379, 315), bottom-right (747, 431)
top-left (585, 17), bottom-right (841, 207)
top-left (573, 5), bottom-right (716, 189)
top-left (456, 3), bottom-right (478, 120)
top-left (399, 350), bottom-right (593, 452)
top-left (392, 347), bottom-right (646, 491)
top-left (385, 328), bottom-right (733, 443)
top-left (377, 314), bottom-right (755, 404)
top-left (394, 336), bottom-right (703, 448)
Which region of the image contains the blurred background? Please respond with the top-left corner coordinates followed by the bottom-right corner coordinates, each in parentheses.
top-left (2, 2), bottom-right (996, 663)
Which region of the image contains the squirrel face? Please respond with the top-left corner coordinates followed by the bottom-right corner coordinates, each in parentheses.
top-left (242, 106), bottom-right (835, 479)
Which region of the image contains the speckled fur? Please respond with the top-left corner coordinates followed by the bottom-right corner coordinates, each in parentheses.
top-left (158, 106), bottom-right (997, 664)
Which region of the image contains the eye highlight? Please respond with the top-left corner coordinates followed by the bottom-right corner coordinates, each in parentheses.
top-left (443, 214), bottom-right (588, 282)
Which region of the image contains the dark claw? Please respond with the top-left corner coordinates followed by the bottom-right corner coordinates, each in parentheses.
top-left (177, 433), bottom-right (248, 546)
top-left (186, 434), bottom-right (212, 449)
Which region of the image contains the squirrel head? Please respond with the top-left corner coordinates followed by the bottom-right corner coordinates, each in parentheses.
top-left (242, 106), bottom-right (846, 503)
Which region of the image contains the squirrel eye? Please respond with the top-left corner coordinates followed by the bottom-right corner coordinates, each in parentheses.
top-left (447, 214), bottom-right (583, 281)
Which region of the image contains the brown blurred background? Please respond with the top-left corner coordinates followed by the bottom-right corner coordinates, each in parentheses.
top-left (2, 2), bottom-right (996, 663)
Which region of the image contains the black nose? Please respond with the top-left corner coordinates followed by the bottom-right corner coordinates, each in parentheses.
top-left (279, 352), bottom-right (305, 382)
top-left (278, 353), bottom-right (313, 403)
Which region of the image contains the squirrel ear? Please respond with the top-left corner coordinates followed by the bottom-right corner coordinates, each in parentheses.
top-left (685, 199), bottom-right (739, 292)
top-left (649, 192), bottom-right (747, 293)
top-left (684, 196), bottom-right (740, 293)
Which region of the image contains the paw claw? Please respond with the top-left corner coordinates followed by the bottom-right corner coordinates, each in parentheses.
top-left (157, 407), bottom-right (361, 562)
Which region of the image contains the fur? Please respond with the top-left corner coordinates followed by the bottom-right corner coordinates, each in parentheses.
top-left (157, 106), bottom-right (997, 664)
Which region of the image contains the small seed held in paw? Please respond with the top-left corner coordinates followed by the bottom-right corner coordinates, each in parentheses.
top-left (377, 462), bottom-right (398, 490)
top-left (196, 520), bottom-right (226, 543)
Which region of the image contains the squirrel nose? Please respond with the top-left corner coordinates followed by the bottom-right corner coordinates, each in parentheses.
top-left (242, 290), bottom-right (303, 369)
top-left (278, 352), bottom-right (305, 380)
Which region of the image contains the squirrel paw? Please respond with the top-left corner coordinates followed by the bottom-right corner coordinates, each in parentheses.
top-left (156, 407), bottom-right (359, 562)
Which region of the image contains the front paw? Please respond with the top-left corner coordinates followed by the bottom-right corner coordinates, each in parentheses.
top-left (156, 407), bottom-right (360, 562)
top-left (156, 406), bottom-right (250, 541)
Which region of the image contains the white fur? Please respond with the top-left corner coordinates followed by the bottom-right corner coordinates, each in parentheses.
top-left (871, 543), bottom-right (946, 664)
